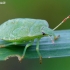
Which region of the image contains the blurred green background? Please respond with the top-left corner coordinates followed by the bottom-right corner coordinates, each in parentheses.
top-left (0, 0), bottom-right (70, 70)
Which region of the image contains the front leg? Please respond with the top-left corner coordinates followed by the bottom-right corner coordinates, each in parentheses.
top-left (54, 35), bottom-right (60, 40)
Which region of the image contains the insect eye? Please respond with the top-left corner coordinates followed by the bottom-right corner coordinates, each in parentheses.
top-left (42, 32), bottom-right (46, 35)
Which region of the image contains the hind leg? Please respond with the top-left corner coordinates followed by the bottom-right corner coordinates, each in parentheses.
top-left (0, 42), bottom-right (20, 48)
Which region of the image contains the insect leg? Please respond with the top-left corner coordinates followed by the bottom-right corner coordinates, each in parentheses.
top-left (54, 35), bottom-right (60, 40)
top-left (20, 42), bottom-right (33, 61)
top-left (50, 35), bottom-right (60, 43)
top-left (36, 39), bottom-right (42, 64)
top-left (48, 36), bottom-right (54, 43)
top-left (0, 42), bottom-right (19, 48)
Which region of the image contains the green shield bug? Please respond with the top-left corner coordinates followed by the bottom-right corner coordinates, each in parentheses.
top-left (0, 15), bottom-right (70, 64)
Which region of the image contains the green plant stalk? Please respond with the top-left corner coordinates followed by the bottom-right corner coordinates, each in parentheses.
top-left (0, 29), bottom-right (70, 60)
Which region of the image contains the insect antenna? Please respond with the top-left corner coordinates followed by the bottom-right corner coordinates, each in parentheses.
top-left (53, 15), bottom-right (70, 30)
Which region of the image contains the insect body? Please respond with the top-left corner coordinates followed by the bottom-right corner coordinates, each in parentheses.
top-left (0, 15), bottom-right (70, 63)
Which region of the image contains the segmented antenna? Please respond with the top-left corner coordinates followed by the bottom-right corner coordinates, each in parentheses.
top-left (53, 15), bottom-right (70, 30)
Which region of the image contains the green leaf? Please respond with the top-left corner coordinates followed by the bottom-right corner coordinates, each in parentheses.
top-left (0, 29), bottom-right (70, 60)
